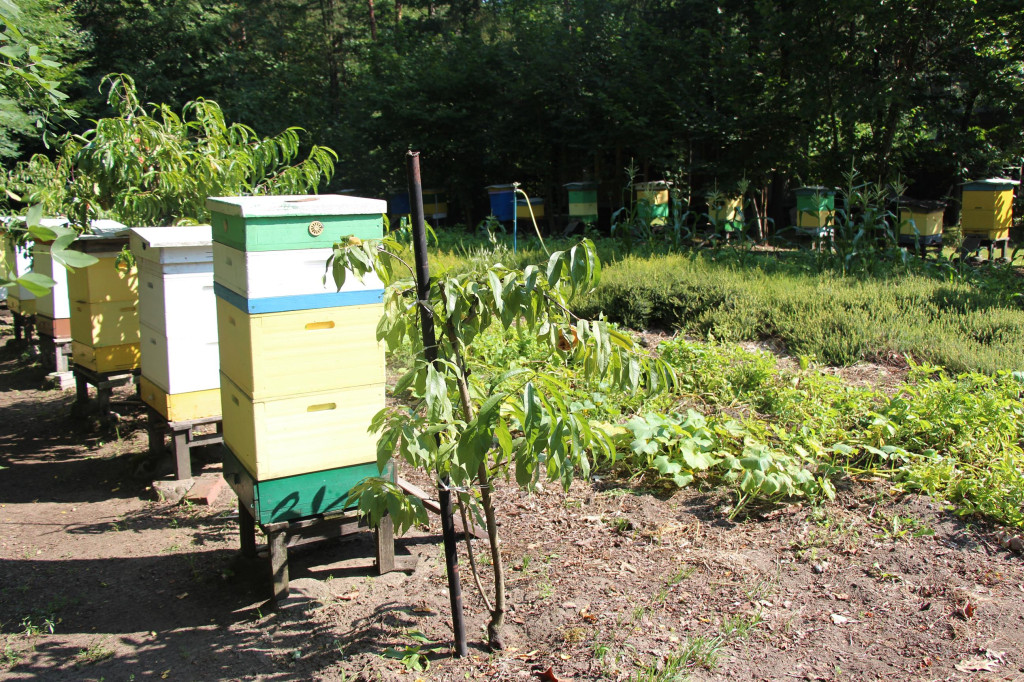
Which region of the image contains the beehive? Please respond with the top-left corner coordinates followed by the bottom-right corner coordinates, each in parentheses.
top-left (710, 196), bottom-right (744, 232)
top-left (3, 232), bottom-right (36, 314)
top-left (486, 184), bottom-right (516, 221)
top-left (131, 226), bottom-right (220, 419)
top-left (422, 189), bottom-right (448, 221)
top-left (66, 227), bottom-right (139, 373)
top-left (634, 181), bottom-right (671, 226)
top-left (897, 199), bottom-right (945, 246)
top-left (794, 186), bottom-right (836, 231)
top-left (960, 179), bottom-right (1018, 240)
top-left (564, 182), bottom-right (598, 223)
top-left (208, 194), bottom-right (387, 525)
top-left (516, 197), bottom-right (545, 220)
top-left (32, 241), bottom-right (71, 337)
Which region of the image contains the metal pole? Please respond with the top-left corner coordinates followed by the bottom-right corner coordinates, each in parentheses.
top-left (406, 150), bottom-right (468, 658)
top-left (512, 182), bottom-right (519, 253)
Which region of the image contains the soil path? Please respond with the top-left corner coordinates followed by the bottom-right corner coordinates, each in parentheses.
top-left (1, 306), bottom-right (1023, 682)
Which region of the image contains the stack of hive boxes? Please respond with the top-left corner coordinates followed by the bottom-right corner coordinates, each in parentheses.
top-left (131, 226), bottom-right (220, 422)
top-left (68, 228), bottom-right (140, 374)
top-left (207, 195), bottom-right (388, 526)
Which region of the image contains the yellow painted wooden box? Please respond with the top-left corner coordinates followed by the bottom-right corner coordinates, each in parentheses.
top-left (140, 375), bottom-right (221, 422)
top-left (961, 189), bottom-right (1013, 237)
top-left (216, 298), bottom-right (385, 401)
top-left (899, 208), bottom-right (943, 237)
top-left (67, 256), bottom-right (138, 303)
top-left (220, 372), bottom-right (383, 480)
top-left (72, 340), bottom-right (140, 373)
top-left (6, 295), bottom-right (34, 316)
top-left (70, 300), bottom-right (141, 347)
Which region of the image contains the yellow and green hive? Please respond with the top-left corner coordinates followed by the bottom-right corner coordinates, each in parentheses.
top-left (634, 181), bottom-right (671, 226)
top-left (564, 182), bottom-right (598, 224)
top-left (709, 195), bottom-right (744, 233)
top-left (897, 199), bottom-right (945, 247)
top-left (793, 186), bottom-right (836, 234)
top-left (207, 194), bottom-right (389, 525)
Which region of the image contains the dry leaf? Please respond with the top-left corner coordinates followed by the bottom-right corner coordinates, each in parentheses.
top-left (830, 614), bottom-right (849, 625)
top-left (955, 658), bottom-right (998, 673)
top-left (536, 665), bottom-right (562, 681)
top-left (339, 591), bottom-right (360, 601)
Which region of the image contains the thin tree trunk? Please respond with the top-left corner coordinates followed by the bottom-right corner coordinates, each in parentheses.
top-left (368, 0), bottom-right (378, 40)
top-left (395, 0), bottom-right (402, 24)
top-left (445, 316), bottom-right (506, 650)
top-left (318, 0), bottom-right (341, 114)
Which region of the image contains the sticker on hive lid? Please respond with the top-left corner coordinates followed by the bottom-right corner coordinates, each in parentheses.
top-left (206, 195), bottom-right (386, 252)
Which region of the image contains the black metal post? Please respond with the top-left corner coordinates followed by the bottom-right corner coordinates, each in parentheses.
top-left (407, 150), bottom-right (468, 658)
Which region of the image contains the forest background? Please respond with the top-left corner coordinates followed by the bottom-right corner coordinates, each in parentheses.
top-left (4, 0), bottom-right (1024, 227)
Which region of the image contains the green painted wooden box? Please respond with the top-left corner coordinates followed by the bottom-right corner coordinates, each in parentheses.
top-left (207, 195), bottom-right (387, 252)
top-left (565, 182), bottom-right (598, 222)
top-left (223, 445), bottom-right (393, 525)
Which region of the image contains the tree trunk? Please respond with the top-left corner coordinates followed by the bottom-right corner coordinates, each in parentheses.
top-left (317, 0), bottom-right (341, 115)
top-left (368, 0), bottom-right (378, 40)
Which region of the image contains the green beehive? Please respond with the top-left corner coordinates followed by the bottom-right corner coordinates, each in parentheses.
top-left (565, 182), bottom-right (598, 223)
top-left (709, 195), bottom-right (744, 233)
top-left (794, 186), bottom-right (836, 231)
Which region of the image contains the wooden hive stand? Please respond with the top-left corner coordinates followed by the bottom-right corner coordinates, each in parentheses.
top-left (11, 311), bottom-right (34, 344)
top-left (72, 364), bottom-right (139, 422)
top-left (237, 499), bottom-right (409, 603)
top-left (959, 236), bottom-right (1009, 262)
top-left (145, 407), bottom-right (223, 480)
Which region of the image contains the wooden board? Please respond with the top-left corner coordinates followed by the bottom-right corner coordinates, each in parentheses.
top-left (70, 300), bottom-right (140, 347)
top-left (213, 280), bottom-right (383, 316)
top-left (220, 372), bottom-right (383, 481)
top-left (216, 298), bottom-right (384, 400)
top-left (140, 321), bottom-right (220, 395)
top-left (130, 225), bottom-right (213, 265)
top-left (6, 295), bottom-right (34, 316)
top-left (140, 375), bottom-right (221, 422)
top-left (35, 314), bottom-right (71, 339)
top-left (71, 340), bottom-right (140, 373)
top-left (223, 445), bottom-right (391, 525)
top-left (31, 243), bottom-right (71, 319)
top-left (67, 256), bottom-right (138, 303)
top-left (212, 241), bottom-right (384, 300)
top-left (138, 259), bottom-right (217, 340)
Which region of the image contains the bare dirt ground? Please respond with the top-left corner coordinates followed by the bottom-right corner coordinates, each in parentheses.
top-left (1, 305), bottom-right (1023, 682)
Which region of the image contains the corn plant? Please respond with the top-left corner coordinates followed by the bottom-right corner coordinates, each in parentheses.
top-left (330, 236), bottom-right (675, 650)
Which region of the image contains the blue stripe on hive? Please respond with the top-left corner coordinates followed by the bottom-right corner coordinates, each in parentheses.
top-left (214, 282), bottom-right (385, 315)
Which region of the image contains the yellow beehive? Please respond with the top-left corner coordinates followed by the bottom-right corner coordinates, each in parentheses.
top-left (217, 299), bottom-right (385, 400)
top-left (961, 179), bottom-right (1017, 240)
top-left (71, 340), bottom-right (140, 373)
top-left (6, 295), bottom-right (34, 316)
top-left (898, 199), bottom-right (945, 240)
top-left (70, 300), bottom-right (140, 347)
top-left (140, 375), bottom-right (221, 422)
top-left (220, 373), bottom-right (382, 480)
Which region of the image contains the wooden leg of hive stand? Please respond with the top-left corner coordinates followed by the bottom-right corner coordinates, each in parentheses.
top-left (269, 527), bottom-right (289, 603)
top-left (74, 371), bottom-right (89, 405)
top-left (375, 514), bottom-right (395, 574)
top-left (239, 499), bottom-right (256, 559)
top-left (172, 428), bottom-right (191, 480)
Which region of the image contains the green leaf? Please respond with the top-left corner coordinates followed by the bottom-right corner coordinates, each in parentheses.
top-left (15, 272), bottom-right (55, 296)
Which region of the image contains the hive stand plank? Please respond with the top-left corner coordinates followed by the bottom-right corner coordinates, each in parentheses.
top-left (146, 408), bottom-right (224, 481)
top-left (239, 499), bottom-right (257, 559)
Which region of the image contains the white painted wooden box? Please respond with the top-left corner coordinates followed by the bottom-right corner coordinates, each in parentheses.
top-left (212, 241), bottom-right (384, 300)
top-left (3, 234), bottom-right (35, 303)
top-left (32, 241), bottom-right (71, 319)
top-left (140, 321), bottom-right (220, 394)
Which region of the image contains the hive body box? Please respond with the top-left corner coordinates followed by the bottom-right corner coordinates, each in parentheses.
top-left (32, 242), bottom-right (72, 337)
top-left (486, 184), bottom-right (516, 222)
top-left (635, 181), bottom-right (671, 225)
top-left (209, 194), bottom-right (388, 525)
top-left (67, 228), bottom-right (139, 373)
top-left (960, 179), bottom-right (1018, 240)
top-left (898, 199), bottom-right (946, 247)
top-left (565, 182), bottom-right (598, 223)
top-left (794, 186), bottom-right (836, 232)
top-left (131, 225), bottom-right (220, 421)
top-left (710, 196), bottom-right (744, 232)
top-left (3, 233), bottom-right (36, 314)
top-left (516, 197), bottom-right (545, 220)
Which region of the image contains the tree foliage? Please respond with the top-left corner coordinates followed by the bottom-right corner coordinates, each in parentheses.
top-left (330, 235), bottom-right (675, 646)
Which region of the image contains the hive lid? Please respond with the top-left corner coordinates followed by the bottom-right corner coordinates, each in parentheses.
top-left (794, 186), bottom-right (837, 195)
top-left (634, 180), bottom-right (672, 190)
top-left (206, 194), bottom-right (387, 218)
top-left (486, 184), bottom-right (516, 192)
top-left (961, 178), bottom-right (1020, 191)
top-left (564, 181), bottom-right (597, 190)
top-left (130, 225), bottom-right (212, 249)
top-left (897, 198), bottom-right (947, 212)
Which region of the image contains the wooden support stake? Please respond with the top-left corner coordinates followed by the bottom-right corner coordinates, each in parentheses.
top-left (172, 429), bottom-right (191, 480)
top-left (375, 514), bottom-right (395, 574)
top-left (239, 499), bottom-right (256, 559)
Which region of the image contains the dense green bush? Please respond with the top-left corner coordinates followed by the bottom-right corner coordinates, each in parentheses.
top-left (576, 253), bottom-right (1024, 373)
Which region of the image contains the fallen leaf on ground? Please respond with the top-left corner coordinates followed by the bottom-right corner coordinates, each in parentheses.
top-left (955, 658), bottom-right (998, 672)
top-left (536, 666), bottom-right (563, 681)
